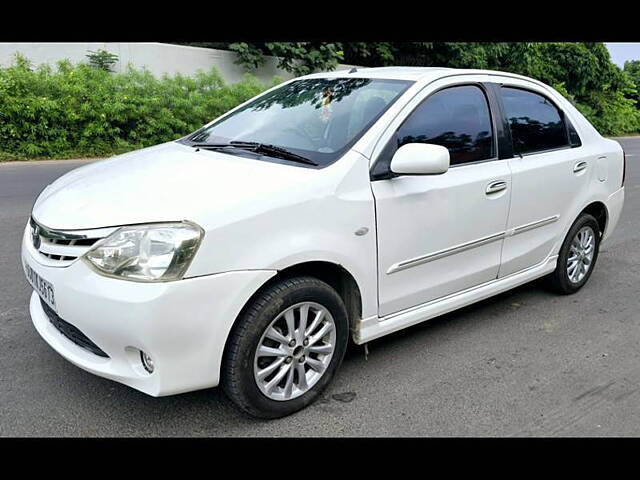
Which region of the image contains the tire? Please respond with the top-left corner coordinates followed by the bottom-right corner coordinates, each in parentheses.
top-left (546, 213), bottom-right (601, 295)
top-left (221, 276), bottom-right (349, 419)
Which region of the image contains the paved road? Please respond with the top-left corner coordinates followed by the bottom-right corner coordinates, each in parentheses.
top-left (1, 140), bottom-right (639, 437)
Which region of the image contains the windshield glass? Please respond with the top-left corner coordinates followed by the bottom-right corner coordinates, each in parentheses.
top-left (184, 77), bottom-right (413, 166)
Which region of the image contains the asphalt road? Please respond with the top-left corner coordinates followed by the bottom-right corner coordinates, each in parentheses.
top-left (1, 139), bottom-right (639, 437)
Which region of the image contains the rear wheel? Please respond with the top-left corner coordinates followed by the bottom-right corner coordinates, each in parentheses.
top-left (546, 213), bottom-right (600, 294)
top-left (221, 276), bottom-right (349, 418)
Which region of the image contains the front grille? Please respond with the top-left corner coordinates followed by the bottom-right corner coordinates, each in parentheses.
top-left (29, 217), bottom-right (108, 266)
top-left (40, 298), bottom-right (110, 358)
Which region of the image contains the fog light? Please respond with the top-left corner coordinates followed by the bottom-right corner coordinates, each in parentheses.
top-left (140, 351), bottom-right (154, 373)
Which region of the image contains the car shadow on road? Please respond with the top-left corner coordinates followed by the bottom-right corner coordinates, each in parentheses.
top-left (342, 277), bottom-right (555, 360)
top-left (63, 278), bottom-right (554, 434)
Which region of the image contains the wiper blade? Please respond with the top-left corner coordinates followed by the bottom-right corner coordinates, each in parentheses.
top-left (191, 141), bottom-right (318, 166)
top-left (234, 142), bottom-right (319, 166)
top-left (190, 143), bottom-right (236, 149)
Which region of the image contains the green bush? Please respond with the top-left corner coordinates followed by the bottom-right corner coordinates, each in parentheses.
top-left (575, 91), bottom-right (640, 136)
top-left (0, 55), bottom-right (277, 161)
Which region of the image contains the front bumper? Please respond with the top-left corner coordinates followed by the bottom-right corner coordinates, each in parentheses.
top-left (22, 225), bottom-right (275, 397)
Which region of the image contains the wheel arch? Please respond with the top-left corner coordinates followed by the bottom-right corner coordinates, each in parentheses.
top-left (580, 201), bottom-right (608, 236)
top-left (223, 261), bottom-right (364, 356)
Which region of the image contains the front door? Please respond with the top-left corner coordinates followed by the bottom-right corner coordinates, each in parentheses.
top-left (371, 84), bottom-right (512, 317)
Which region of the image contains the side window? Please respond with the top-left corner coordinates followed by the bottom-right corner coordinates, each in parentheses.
top-left (501, 87), bottom-right (569, 154)
top-left (396, 85), bottom-right (495, 166)
top-left (566, 117), bottom-right (582, 148)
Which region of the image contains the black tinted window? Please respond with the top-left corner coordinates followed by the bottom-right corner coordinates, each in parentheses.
top-left (567, 117), bottom-right (582, 147)
top-left (501, 87), bottom-right (568, 154)
top-left (396, 85), bottom-right (494, 165)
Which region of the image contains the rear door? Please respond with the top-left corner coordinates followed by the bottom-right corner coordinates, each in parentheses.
top-left (495, 83), bottom-right (591, 277)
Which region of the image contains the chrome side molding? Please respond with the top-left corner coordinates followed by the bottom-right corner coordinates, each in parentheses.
top-left (387, 231), bottom-right (505, 274)
top-left (387, 214), bottom-right (560, 274)
top-left (510, 215), bottom-right (560, 236)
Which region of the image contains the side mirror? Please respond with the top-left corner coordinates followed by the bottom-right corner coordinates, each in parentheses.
top-left (390, 143), bottom-right (450, 176)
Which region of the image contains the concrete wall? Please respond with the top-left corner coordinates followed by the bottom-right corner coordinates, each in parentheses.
top-left (0, 42), bottom-right (355, 84)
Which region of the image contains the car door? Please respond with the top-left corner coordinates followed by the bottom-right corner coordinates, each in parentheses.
top-left (495, 83), bottom-right (592, 277)
top-left (370, 83), bottom-right (512, 317)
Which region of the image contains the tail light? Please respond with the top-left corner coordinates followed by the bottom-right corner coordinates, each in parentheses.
top-left (622, 149), bottom-right (626, 187)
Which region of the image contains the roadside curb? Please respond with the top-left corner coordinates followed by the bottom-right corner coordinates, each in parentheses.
top-left (608, 135), bottom-right (640, 140)
top-left (2, 135), bottom-right (638, 165)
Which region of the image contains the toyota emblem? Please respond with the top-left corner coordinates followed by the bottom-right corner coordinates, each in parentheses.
top-left (31, 223), bottom-right (41, 249)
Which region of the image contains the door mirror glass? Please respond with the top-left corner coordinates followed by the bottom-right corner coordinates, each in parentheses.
top-left (390, 143), bottom-right (450, 175)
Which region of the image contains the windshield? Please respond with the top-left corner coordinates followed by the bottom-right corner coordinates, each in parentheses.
top-left (183, 77), bottom-right (413, 167)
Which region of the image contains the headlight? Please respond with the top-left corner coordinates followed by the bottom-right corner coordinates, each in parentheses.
top-left (83, 222), bottom-right (204, 282)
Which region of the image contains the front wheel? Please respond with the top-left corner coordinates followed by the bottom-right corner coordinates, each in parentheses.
top-left (546, 213), bottom-right (600, 294)
top-left (221, 276), bottom-right (349, 418)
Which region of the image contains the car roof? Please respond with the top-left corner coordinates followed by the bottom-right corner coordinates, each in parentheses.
top-left (301, 66), bottom-right (539, 85)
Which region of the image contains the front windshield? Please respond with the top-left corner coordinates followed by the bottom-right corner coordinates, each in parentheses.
top-left (184, 77), bottom-right (413, 166)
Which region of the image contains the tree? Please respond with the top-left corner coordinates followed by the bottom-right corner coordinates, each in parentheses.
top-left (623, 60), bottom-right (640, 106)
top-left (182, 42), bottom-right (640, 135)
top-left (229, 42), bottom-right (344, 76)
top-left (86, 49), bottom-right (119, 73)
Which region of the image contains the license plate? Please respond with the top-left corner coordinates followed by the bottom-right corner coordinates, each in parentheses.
top-left (23, 259), bottom-right (56, 312)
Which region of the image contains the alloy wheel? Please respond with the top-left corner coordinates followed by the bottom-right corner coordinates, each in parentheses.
top-left (567, 225), bottom-right (596, 284)
top-left (253, 302), bottom-right (336, 401)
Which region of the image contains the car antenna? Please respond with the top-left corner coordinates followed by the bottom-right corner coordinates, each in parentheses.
top-left (349, 66), bottom-right (357, 73)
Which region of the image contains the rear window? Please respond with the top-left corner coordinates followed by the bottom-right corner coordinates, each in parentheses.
top-left (501, 87), bottom-right (569, 155)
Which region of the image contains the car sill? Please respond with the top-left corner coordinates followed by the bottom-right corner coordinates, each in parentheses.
top-left (355, 253), bottom-right (559, 344)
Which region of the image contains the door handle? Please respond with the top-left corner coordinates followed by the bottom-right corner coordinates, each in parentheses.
top-left (573, 161), bottom-right (588, 173)
top-left (486, 180), bottom-right (507, 194)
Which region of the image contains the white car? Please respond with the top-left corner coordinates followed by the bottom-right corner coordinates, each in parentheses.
top-left (22, 67), bottom-right (626, 418)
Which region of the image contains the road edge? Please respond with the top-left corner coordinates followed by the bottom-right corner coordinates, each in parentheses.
top-left (0, 158), bottom-right (103, 166)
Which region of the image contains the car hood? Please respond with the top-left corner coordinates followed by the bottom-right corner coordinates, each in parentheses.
top-left (32, 141), bottom-right (322, 230)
